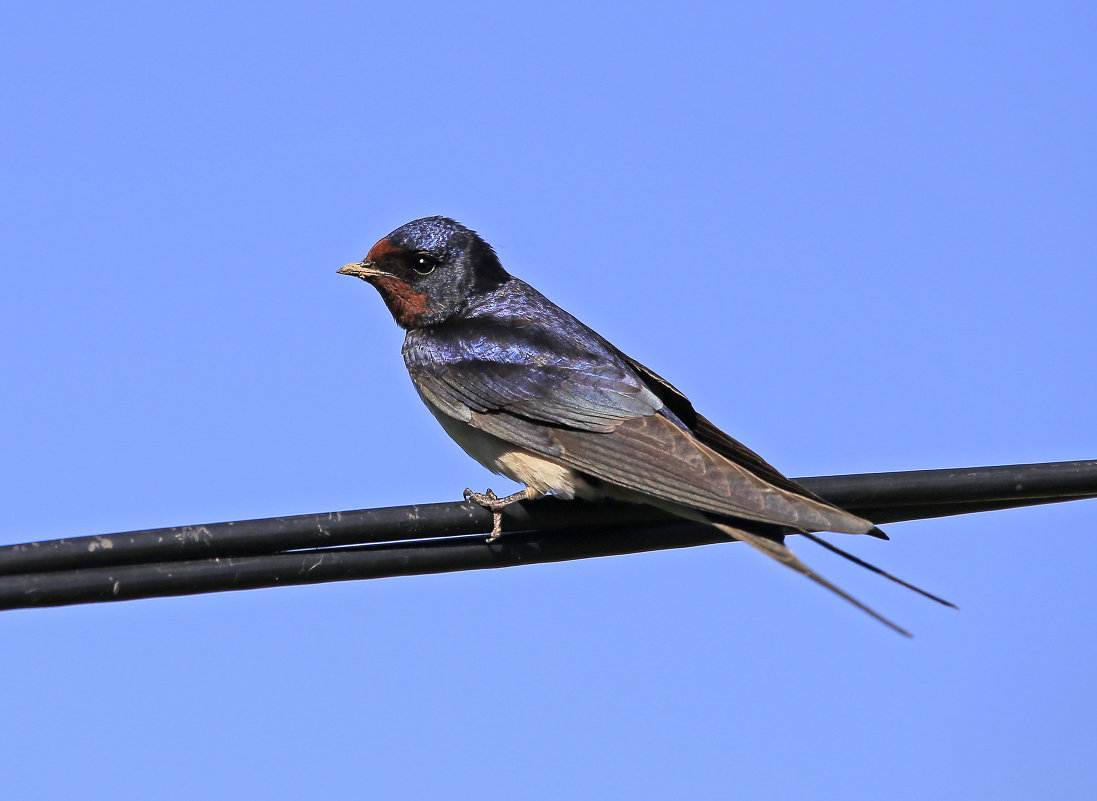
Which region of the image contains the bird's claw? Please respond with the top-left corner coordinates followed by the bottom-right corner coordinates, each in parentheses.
top-left (463, 487), bottom-right (525, 542)
top-left (464, 487), bottom-right (499, 505)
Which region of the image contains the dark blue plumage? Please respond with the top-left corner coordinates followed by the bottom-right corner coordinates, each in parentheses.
top-left (338, 216), bottom-right (952, 634)
top-left (404, 279), bottom-right (672, 432)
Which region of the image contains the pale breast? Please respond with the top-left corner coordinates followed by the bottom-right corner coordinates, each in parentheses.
top-left (424, 401), bottom-right (597, 500)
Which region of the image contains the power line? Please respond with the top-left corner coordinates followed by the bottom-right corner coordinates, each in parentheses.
top-left (1, 460), bottom-right (1094, 611)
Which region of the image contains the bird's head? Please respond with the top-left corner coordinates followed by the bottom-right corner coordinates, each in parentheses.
top-left (338, 216), bottom-right (510, 329)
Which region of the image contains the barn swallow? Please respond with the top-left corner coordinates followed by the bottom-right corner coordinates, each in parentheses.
top-left (338, 216), bottom-right (952, 634)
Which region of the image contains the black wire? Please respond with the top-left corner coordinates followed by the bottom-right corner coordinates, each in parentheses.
top-left (0, 460), bottom-right (1094, 611)
top-left (0, 523), bottom-right (722, 611)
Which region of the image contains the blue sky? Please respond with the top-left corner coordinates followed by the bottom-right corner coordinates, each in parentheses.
top-left (2, 1), bottom-right (1095, 798)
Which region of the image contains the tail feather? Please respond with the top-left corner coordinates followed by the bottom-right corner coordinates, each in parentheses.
top-left (636, 497), bottom-right (951, 635)
top-left (799, 531), bottom-right (957, 609)
top-left (709, 520), bottom-right (913, 638)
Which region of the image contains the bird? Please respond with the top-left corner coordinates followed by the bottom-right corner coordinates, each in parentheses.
top-left (337, 216), bottom-right (952, 635)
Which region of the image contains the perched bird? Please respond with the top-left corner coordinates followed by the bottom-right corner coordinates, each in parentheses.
top-left (338, 216), bottom-right (951, 635)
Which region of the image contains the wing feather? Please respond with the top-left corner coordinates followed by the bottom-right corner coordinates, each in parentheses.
top-left (469, 410), bottom-right (874, 533)
top-left (614, 352), bottom-right (887, 537)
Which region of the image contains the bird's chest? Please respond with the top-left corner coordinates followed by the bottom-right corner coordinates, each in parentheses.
top-left (415, 387), bottom-right (593, 500)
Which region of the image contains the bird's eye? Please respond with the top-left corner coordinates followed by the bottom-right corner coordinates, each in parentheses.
top-left (413, 253), bottom-right (439, 275)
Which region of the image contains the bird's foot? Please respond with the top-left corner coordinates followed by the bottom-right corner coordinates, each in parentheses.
top-left (463, 487), bottom-right (530, 542)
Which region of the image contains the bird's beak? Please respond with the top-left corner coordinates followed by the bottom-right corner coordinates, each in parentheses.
top-left (337, 261), bottom-right (390, 280)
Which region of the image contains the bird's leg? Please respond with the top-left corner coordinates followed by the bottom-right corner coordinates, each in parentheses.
top-left (463, 487), bottom-right (533, 542)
